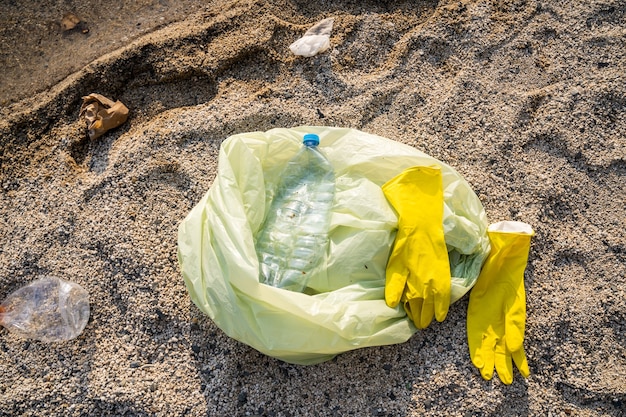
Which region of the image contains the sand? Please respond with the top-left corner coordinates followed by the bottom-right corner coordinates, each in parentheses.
top-left (0, 0), bottom-right (625, 416)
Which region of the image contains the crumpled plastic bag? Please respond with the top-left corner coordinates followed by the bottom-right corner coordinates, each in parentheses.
top-left (178, 126), bottom-right (490, 364)
top-left (289, 18), bottom-right (334, 57)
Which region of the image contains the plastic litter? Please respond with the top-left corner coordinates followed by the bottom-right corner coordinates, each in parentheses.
top-left (61, 13), bottom-right (89, 34)
top-left (256, 133), bottom-right (336, 292)
top-left (467, 221), bottom-right (534, 384)
top-left (289, 18), bottom-right (334, 57)
top-left (0, 277), bottom-right (90, 343)
top-left (382, 166), bottom-right (452, 329)
top-left (79, 93), bottom-right (129, 140)
top-left (178, 126), bottom-right (490, 364)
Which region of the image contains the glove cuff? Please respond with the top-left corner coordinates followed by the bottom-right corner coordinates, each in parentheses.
top-left (488, 221), bottom-right (534, 235)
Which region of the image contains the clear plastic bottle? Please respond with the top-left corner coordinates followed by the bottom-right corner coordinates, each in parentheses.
top-left (0, 276), bottom-right (90, 342)
top-left (256, 133), bottom-right (336, 292)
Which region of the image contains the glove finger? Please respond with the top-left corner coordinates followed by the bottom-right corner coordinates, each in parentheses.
top-left (475, 334), bottom-right (497, 380)
top-left (419, 293), bottom-right (435, 329)
top-left (404, 299), bottom-right (418, 328)
top-left (384, 248), bottom-right (408, 308)
top-left (512, 346), bottom-right (530, 378)
top-left (494, 340), bottom-right (514, 385)
top-left (467, 300), bottom-right (484, 367)
top-left (404, 298), bottom-right (426, 329)
top-left (433, 286), bottom-right (450, 323)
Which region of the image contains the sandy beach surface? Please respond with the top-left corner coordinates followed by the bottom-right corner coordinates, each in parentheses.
top-left (1, 0), bottom-right (625, 416)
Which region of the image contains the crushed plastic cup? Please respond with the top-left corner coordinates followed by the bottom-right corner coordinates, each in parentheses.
top-left (0, 277), bottom-right (90, 342)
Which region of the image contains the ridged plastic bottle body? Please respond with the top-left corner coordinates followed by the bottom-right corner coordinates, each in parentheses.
top-left (256, 144), bottom-right (335, 292)
top-left (0, 277), bottom-right (90, 342)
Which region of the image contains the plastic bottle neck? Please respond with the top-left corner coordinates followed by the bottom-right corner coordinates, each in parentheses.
top-left (303, 133), bottom-right (320, 147)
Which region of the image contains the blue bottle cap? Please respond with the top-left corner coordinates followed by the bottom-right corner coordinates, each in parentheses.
top-left (303, 133), bottom-right (320, 146)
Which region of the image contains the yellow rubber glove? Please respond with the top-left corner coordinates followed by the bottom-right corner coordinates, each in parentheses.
top-left (382, 165), bottom-right (451, 329)
top-left (467, 221), bottom-right (534, 384)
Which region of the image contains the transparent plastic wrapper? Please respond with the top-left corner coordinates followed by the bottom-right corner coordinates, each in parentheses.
top-left (178, 126), bottom-right (490, 364)
top-left (0, 277), bottom-right (90, 342)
